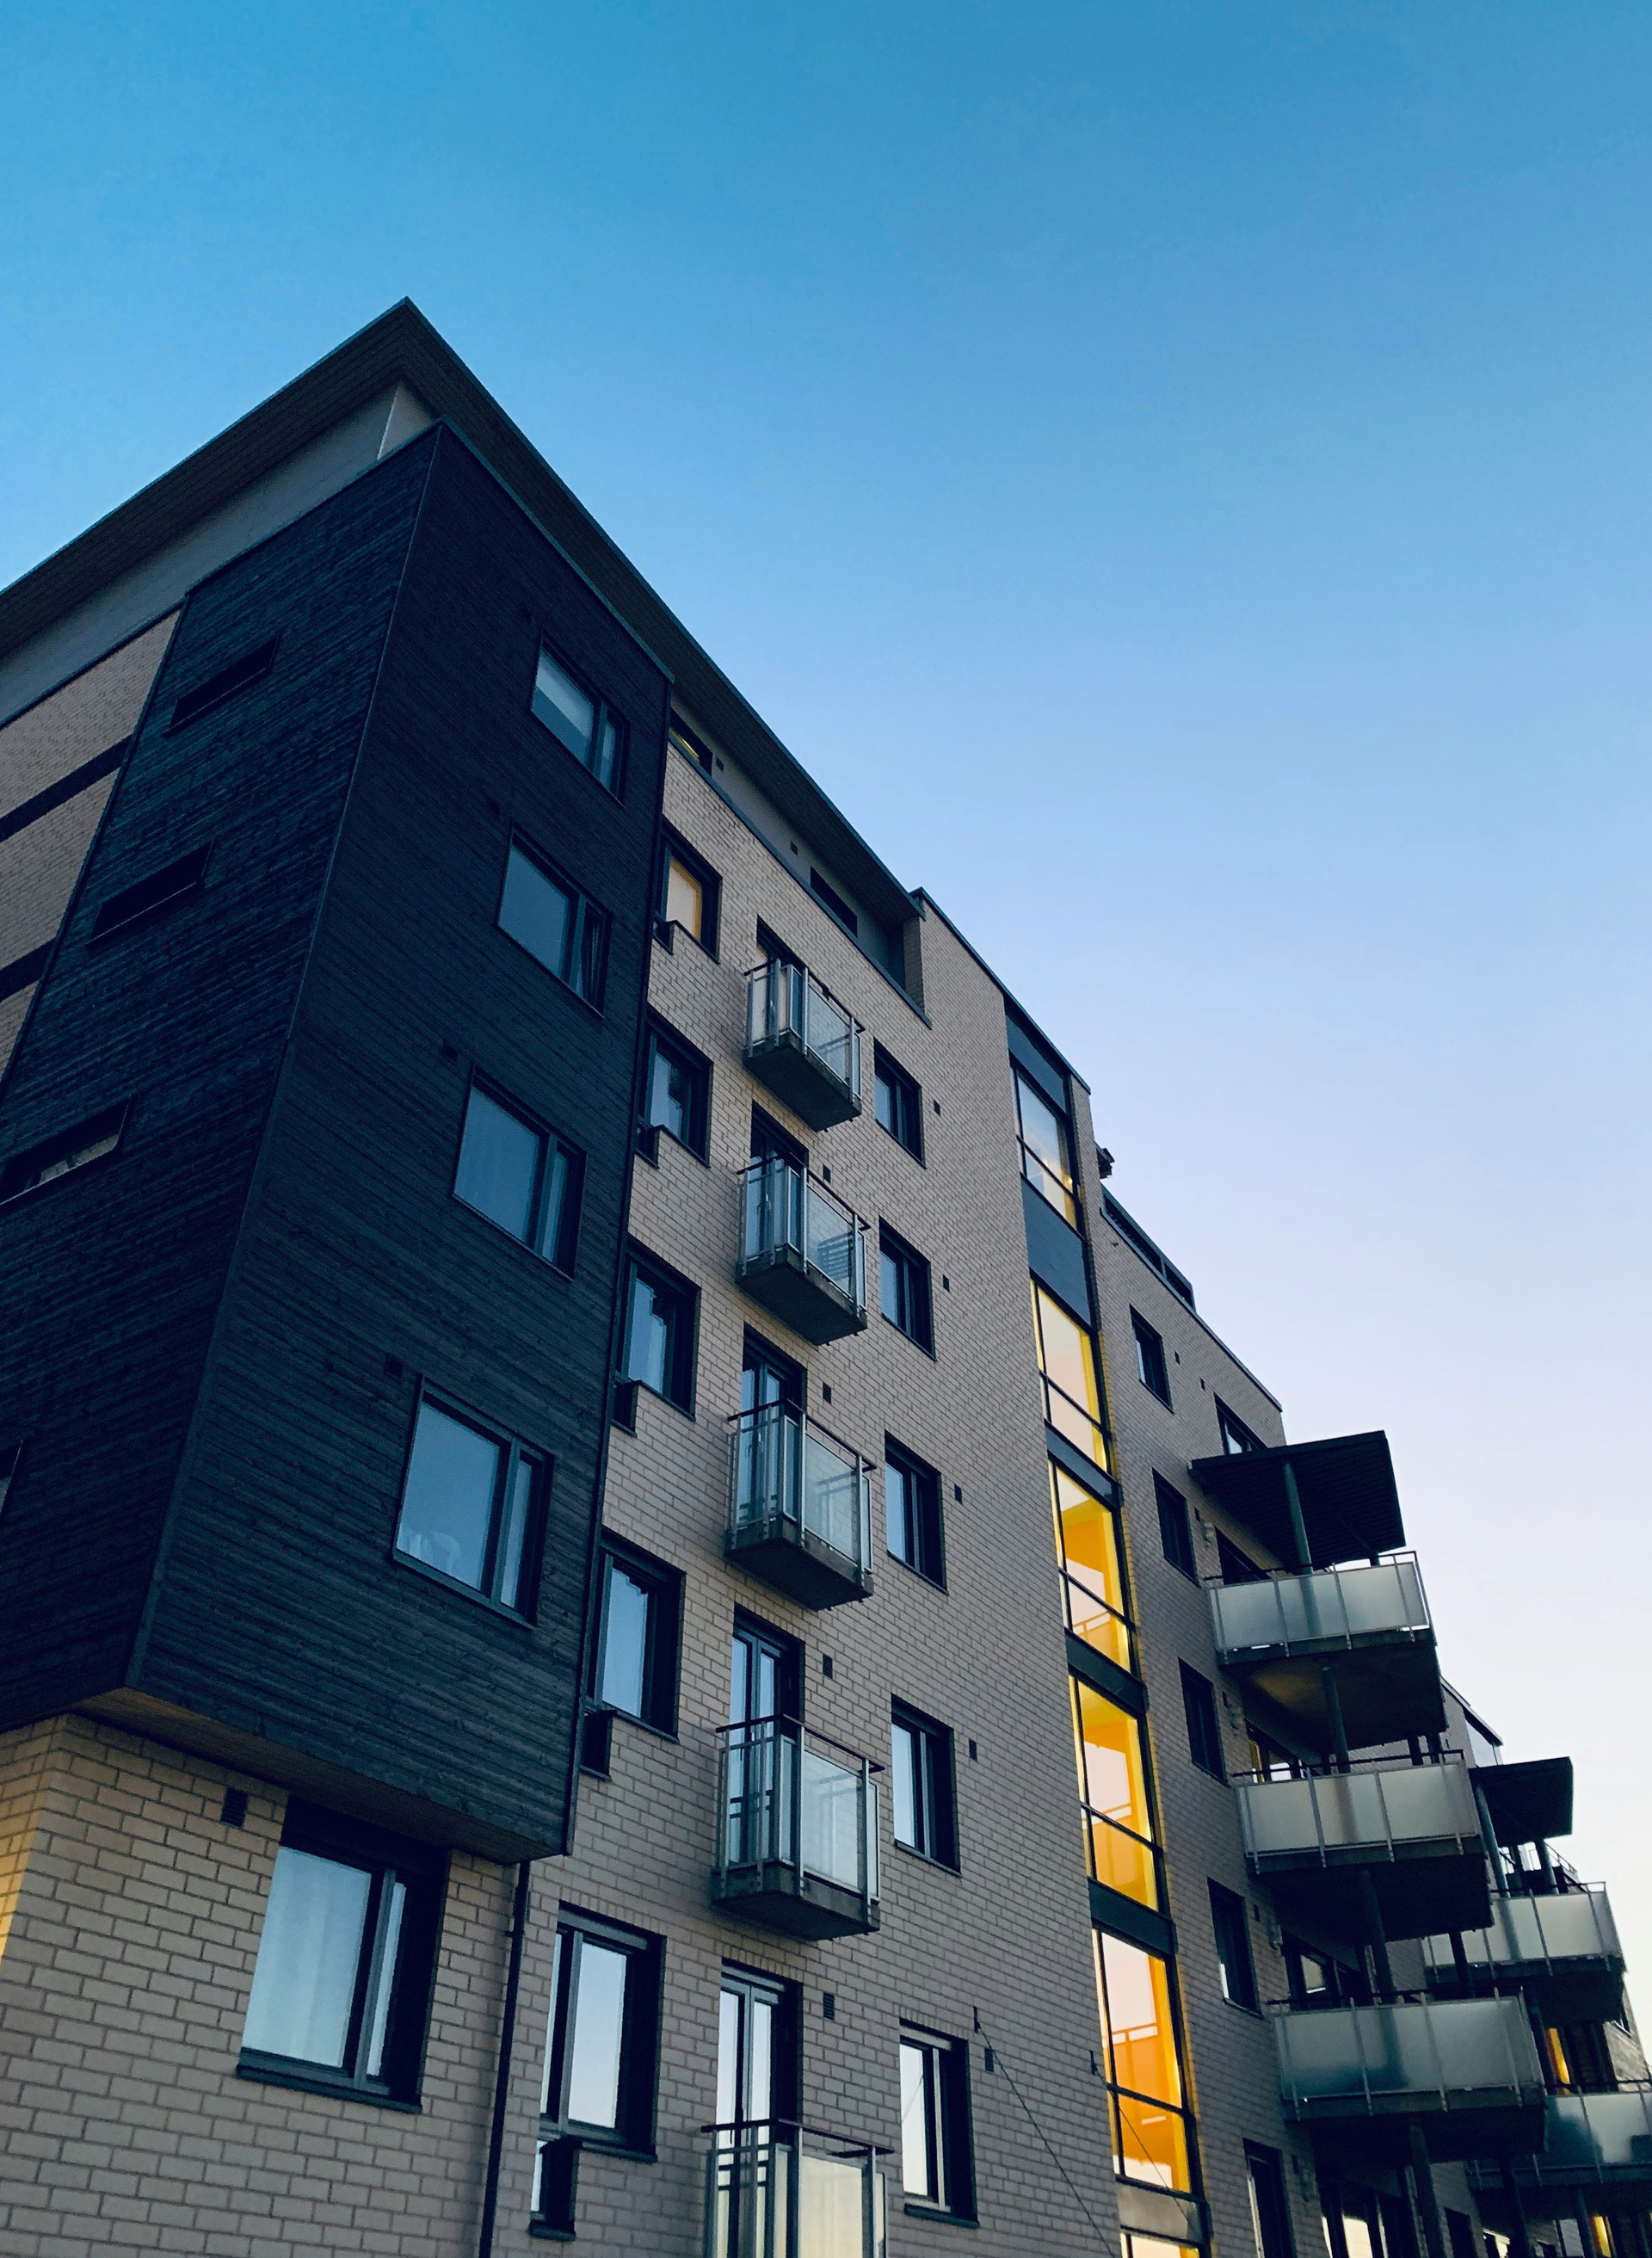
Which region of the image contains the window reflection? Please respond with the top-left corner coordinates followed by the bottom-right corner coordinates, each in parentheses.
top-left (1072, 1679), bottom-right (1156, 1909)
top-left (1031, 1282), bottom-right (1108, 1471)
top-left (1094, 1930), bottom-right (1193, 2193)
top-left (1051, 1464), bottom-right (1131, 1669)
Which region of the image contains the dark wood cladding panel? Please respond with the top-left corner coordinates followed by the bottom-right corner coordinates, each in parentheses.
top-left (133, 431), bottom-right (668, 1854)
top-left (0, 435), bottom-right (438, 1724)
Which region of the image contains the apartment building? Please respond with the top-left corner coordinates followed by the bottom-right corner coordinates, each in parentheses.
top-left (0, 304), bottom-right (1643, 2258)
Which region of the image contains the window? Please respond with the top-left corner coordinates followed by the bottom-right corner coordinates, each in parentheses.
top-left (1030, 1281), bottom-right (1108, 1470)
top-left (0, 1101), bottom-right (128, 1205)
top-left (590, 1541), bottom-right (681, 1734)
top-left (1180, 1666), bottom-right (1224, 1780)
top-left (531, 645), bottom-right (625, 793)
top-left (537, 1910), bottom-right (661, 2225)
top-left (900, 2027), bottom-right (976, 2219)
top-left (874, 1046), bottom-right (923, 1159)
top-left (879, 1224), bottom-right (934, 1352)
top-left (497, 837), bottom-right (607, 1006)
top-left (659, 827), bottom-right (719, 953)
top-left (1246, 1724), bottom-right (1302, 1782)
top-left (168, 635), bottom-right (278, 731)
top-left (643, 1021), bottom-right (710, 1159)
top-left (392, 1396), bottom-right (546, 1613)
top-left (1282, 1933), bottom-right (1369, 2010)
top-left (1247, 2144), bottom-right (1294, 2258)
top-left (809, 866), bottom-right (858, 935)
top-left (1216, 1530), bottom-right (1264, 1585)
top-left (718, 1965), bottom-right (800, 2131)
top-left (90, 842), bottom-right (212, 940)
top-left (1210, 1883), bottom-right (1258, 2010)
top-left (891, 1703), bottom-right (958, 1867)
top-left (1014, 1067), bottom-right (1077, 1225)
top-left (1155, 1475), bottom-right (1196, 1581)
top-left (1093, 1928), bottom-right (1195, 2193)
top-left (1073, 1677), bottom-right (1158, 1909)
top-left (453, 1080), bottom-right (581, 1268)
top-left (731, 1613), bottom-right (801, 1728)
top-left (1051, 1461), bottom-right (1132, 1671)
top-left (239, 1799), bottom-right (443, 2104)
top-left (1217, 1398), bottom-right (1267, 1457)
top-left (885, 1439), bottom-right (944, 1586)
top-left (1132, 1311), bottom-right (1171, 1406)
top-left (622, 1249), bottom-right (698, 1413)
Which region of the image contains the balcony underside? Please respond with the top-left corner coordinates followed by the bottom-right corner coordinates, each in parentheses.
top-left (1471, 2155), bottom-right (1652, 2218)
top-left (1222, 1638), bottom-right (1446, 1750)
top-left (1428, 1959), bottom-right (1626, 2026)
top-left (737, 1248), bottom-right (866, 1345)
top-left (744, 1031), bottom-right (860, 1130)
top-left (1302, 2092), bottom-right (1550, 2167)
top-left (726, 1517), bottom-right (872, 1611)
top-left (1260, 1843), bottom-right (1491, 1942)
top-left (711, 1860), bottom-right (880, 1940)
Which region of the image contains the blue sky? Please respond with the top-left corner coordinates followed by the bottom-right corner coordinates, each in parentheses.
top-left (6, 2), bottom-right (1652, 1990)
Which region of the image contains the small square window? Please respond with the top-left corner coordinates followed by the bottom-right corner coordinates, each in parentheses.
top-left (1211, 1881), bottom-right (1259, 2011)
top-left (1131, 1311), bottom-right (1171, 1407)
top-left (879, 1224), bottom-right (934, 1353)
top-left (497, 836), bottom-right (608, 1006)
top-left (590, 1541), bottom-right (681, 1735)
top-left (659, 827), bottom-right (719, 954)
top-left (532, 644), bottom-right (625, 793)
top-left (623, 1248), bottom-right (698, 1413)
top-left (1180, 1663), bottom-right (1224, 1780)
top-left (873, 1047), bottom-right (923, 1160)
top-left (891, 1702), bottom-right (958, 1867)
top-left (238, 1800), bottom-right (444, 2104)
top-left (900, 2026), bottom-right (976, 2219)
top-left (1154, 1474), bottom-right (1196, 1581)
top-left (885, 1438), bottom-right (944, 1586)
top-left (0, 1101), bottom-right (129, 1205)
top-left (536, 1910), bottom-right (662, 2218)
top-left (644, 1021), bottom-right (710, 1160)
top-left (392, 1396), bottom-right (547, 1614)
top-left (453, 1080), bottom-right (581, 1268)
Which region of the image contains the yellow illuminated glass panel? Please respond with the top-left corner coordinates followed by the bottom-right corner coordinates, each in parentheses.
top-left (1113, 2092), bottom-right (1191, 2193)
top-left (1544, 2027), bottom-right (1574, 2086)
top-left (1123, 2237), bottom-right (1199, 2258)
top-left (1052, 1465), bottom-right (1129, 1664)
top-left (1032, 1284), bottom-right (1109, 1470)
top-left (1073, 1679), bottom-right (1156, 1906)
top-left (664, 854), bottom-right (705, 940)
top-left (1095, 1931), bottom-right (1184, 2109)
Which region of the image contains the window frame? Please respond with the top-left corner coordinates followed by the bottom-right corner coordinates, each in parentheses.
top-left (890, 1701), bottom-right (959, 1869)
top-left (1092, 1923), bottom-right (1199, 2198)
top-left (588, 1538), bottom-right (682, 1737)
top-left (873, 1046), bottom-right (924, 1162)
top-left (1030, 1279), bottom-right (1109, 1471)
top-left (621, 1245), bottom-right (700, 1416)
top-left (1073, 1675), bottom-right (1161, 1911)
top-left (1216, 1397), bottom-right (1267, 1457)
top-left (1131, 1311), bottom-right (1172, 1407)
top-left (878, 1222), bottom-right (935, 1354)
top-left (390, 1391), bottom-right (549, 1619)
top-left (642, 1017), bottom-right (712, 1163)
top-left (1154, 1474), bottom-right (1197, 1582)
top-left (1013, 1065), bottom-right (1078, 1225)
top-left (0, 1101), bottom-right (130, 1206)
top-left (237, 1798), bottom-right (446, 2109)
top-left (1246, 2142), bottom-right (1296, 2258)
top-left (884, 1436), bottom-right (945, 1589)
top-left (899, 2023), bottom-right (977, 2221)
top-left (1210, 1882), bottom-right (1260, 2012)
top-left (657, 824), bottom-right (720, 956)
top-left (1180, 1664), bottom-right (1224, 1781)
top-left (451, 1074), bottom-right (583, 1272)
top-left (530, 639), bottom-right (627, 796)
top-left (537, 1909), bottom-right (662, 2187)
top-left (1051, 1459), bottom-right (1134, 1674)
top-left (496, 833), bottom-right (610, 1009)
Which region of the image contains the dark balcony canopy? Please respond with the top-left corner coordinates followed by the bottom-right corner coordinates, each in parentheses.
top-left (1474, 1756), bottom-right (1574, 1847)
top-left (1189, 1432), bottom-right (1403, 1570)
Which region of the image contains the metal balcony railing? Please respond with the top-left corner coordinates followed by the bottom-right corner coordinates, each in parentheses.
top-left (745, 959), bottom-right (864, 1129)
top-left (712, 1718), bottom-right (880, 1940)
top-left (1273, 1996), bottom-right (1546, 2134)
top-left (727, 1404), bottom-right (873, 1609)
top-left (703, 2121), bottom-right (887, 2258)
top-left (738, 1157), bottom-right (867, 1344)
top-left (1422, 1886), bottom-right (1625, 2020)
top-left (1237, 1757), bottom-right (1482, 1868)
top-left (1211, 1555), bottom-right (1433, 1662)
top-left (1467, 2088), bottom-right (1652, 2204)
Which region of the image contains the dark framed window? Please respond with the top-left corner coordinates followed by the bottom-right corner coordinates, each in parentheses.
top-left (90, 842), bottom-right (212, 941)
top-left (1247, 1724), bottom-right (1303, 1782)
top-left (497, 836), bottom-right (608, 1006)
top-left (392, 1395), bottom-right (547, 1615)
top-left (531, 643), bottom-right (625, 793)
top-left (1180, 1665), bottom-right (1224, 1780)
top-left (1216, 1530), bottom-right (1264, 1585)
top-left (659, 826), bottom-right (719, 954)
top-left (1217, 1397), bottom-right (1267, 1457)
top-left (452, 1079), bottom-right (581, 1268)
top-left (1445, 2213), bottom-right (1479, 2258)
top-left (719, 1963), bottom-right (801, 2128)
top-left (891, 1702), bottom-right (958, 1867)
top-left (874, 1047), bottom-right (923, 1160)
top-left (1131, 1311), bottom-right (1171, 1406)
top-left (879, 1224), bottom-right (934, 1352)
top-left (731, 1612), bottom-right (802, 1728)
top-left (1211, 1883), bottom-right (1258, 2011)
top-left (168, 636), bottom-right (278, 732)
top-left (1092, 1925), bottom-right (1196, 2193)
top-left (899, 2025), bottom-right (976, 2219)
top-left (1155, 1474), bottom-right (1196, 1581)
top-left (885, 1438), bottom-right (944, 1586)
top-left (0, 1101), bottom-right (129, 1205)
top-left (1247, 2143), bottom-right (1295, 2258)
top-left (1073, 1678), bottom-right (1160, 1910)
top-left (669, 711), bottom-right (715, 772)
top-left (589, 1541), bottom-right (681, 1735)
top-left (238, 1799), bottom-right (445, 2106)
top-left (1013, 1066), bottom-right (1078, 1225)
top-left (644, 1021), bottom-right (710, 1160)
top-left (1030, 1280), bottom-right (1109, 1471)
top-left (623, 1248), bottom-right (698, 1413)
top-left (1051, 1459), bottom-right (1133, 1672)
top-left (1282, 1932), bottom-right (1369, 2010)
top-left (536, 1909), bottom-right (662, 2224)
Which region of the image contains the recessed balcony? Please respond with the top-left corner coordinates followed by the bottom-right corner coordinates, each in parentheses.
top-left (1272, 1995), bottom-right (1547, 2162)
top-left (738, 1157), bottom-right (867, 1345)
top-left (1209, 1554), bottom-right (1444, 1752)
top-left (703, 2121), bottom-right (887, 2258)
top-left (1467, 2088), bottom-right (1652, 2212)
top-left (1422, 1886), bottom-right (1625, 2023)
top-left (727, 1404), bottom-right (873, 1611)
top-left (1235, 1758), bottom-right (1489, 1939)
top-left (712, 1718), bottom-right (880, 1940)
top-left (745, 959), bottom-right (863, 1130)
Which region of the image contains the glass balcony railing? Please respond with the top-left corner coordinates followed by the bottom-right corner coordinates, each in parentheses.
top-left (738, 1157), bottom-right (867, 1344)
top-left (704, 2122), bottom-right (887, 2258)
top-left (745, 959), bottom-right (864, 1129)
top-left (1423, 1888), bottom-right (1624, 2020)
top-left (727, 1404), bottom-right (873, 1609)
top-left (1237, 1758), bottom-right (1482, 1868)
top-left (1210, 1555), bottom-right (1443, 1753)
top-left (1273, 1996), bottom-right (1545, 2132)
top-left (712, 1718), bottom-right (880, 1940)
top-left (1467, 2088), bottom-right (1652, 2203)
top-left (1211, 1557), bottom-right (1432, 1661)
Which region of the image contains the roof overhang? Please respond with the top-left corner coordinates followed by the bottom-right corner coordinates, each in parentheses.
top-left (1187, 1430), bottom-right (1404, 1569)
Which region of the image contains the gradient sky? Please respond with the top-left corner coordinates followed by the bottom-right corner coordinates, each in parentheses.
top-left (6, 3), bottom-right (1651, 2002)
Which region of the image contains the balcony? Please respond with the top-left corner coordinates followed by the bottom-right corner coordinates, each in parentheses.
top-left (704, 2122), bottom-right (887, 2258)
top-left (727, 1405), bottom-right (873, 1610)
top-left (712, 1718), bottom-right (880, 1940)
top-left (1423, 1886), bottom-right (1625, 2023)
top-left (738, 1158), bottom-right (867, 1345)
top-left (745, 959), bottom-right (863, 1130)
top-left (1273, 1996), bottom-right (1547, 2162)
top-left (1467, 2088), bottom-right (1652, 2212)
top-left (1235, 1758), bottom-right (1489, 1939)
top-left (1209, 1555), bottom-right (1444, 1752)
